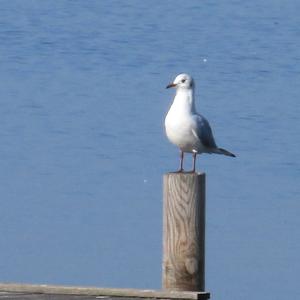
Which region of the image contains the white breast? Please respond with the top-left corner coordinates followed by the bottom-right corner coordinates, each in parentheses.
top-left (165, 105), bottom-right (204, 153)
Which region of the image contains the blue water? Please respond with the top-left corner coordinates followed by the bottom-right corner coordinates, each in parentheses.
top-left (0, 1), bottom-right (299, 299)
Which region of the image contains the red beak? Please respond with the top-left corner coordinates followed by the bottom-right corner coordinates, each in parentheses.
top-left (166, 83), bottom-right (177, 89)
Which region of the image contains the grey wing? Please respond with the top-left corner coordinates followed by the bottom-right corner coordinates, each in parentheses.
top-left (192, 114), bottom-right (217, 149)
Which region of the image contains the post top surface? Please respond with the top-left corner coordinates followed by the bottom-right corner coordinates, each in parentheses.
top-left (165, 172), bottom-right (205, 176)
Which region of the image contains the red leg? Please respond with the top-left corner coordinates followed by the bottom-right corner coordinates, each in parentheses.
top-left (192, 152), bottom-right (197, 172)
top-left (178, 151), bottom-right (184, 172)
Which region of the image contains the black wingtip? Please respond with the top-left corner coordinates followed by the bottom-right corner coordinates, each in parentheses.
top-left (218, 148), bottom-right (236, 157)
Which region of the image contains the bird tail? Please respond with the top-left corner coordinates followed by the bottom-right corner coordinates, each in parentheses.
top-left (214, 148), bottom-right (236, 157)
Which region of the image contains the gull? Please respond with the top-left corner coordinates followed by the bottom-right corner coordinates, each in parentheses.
top-left (165, 73), bottom-right (235, 172)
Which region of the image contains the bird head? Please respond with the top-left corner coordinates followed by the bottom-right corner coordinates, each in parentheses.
top-left (166, 73), bottom-right (194, 90)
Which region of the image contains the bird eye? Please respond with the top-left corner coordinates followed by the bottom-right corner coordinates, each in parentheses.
top-left (181, 79), bottom-right (186, 83)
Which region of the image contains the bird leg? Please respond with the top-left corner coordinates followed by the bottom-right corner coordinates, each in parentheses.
top-left (192, 152), bottom-right (197, 173)
top-left (178, 151), bottom-right (184, 172)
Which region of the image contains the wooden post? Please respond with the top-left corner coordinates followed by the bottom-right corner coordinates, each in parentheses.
top-left (163, 172), bottom-right (205, 291)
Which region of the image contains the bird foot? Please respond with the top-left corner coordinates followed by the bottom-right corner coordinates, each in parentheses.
top-left (172, 169), bottom-right (196, 174)
top-left (173, 168), bottom-right (184, 173)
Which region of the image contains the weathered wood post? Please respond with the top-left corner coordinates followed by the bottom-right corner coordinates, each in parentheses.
top-left (163, 172), bottom-right (205, 291)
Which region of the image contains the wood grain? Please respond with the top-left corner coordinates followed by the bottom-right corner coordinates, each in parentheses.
top-left (163, 172), bottom-right (205, 291)
top-left (0, 283), bottom-right (210, 299)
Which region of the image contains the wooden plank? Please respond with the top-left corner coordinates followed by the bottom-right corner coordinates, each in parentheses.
top-left (163, 173), bottom-right (205, 291)
top-left (0, 291), bottom-right (103, 300)
top-left (0, 283), bottom-right (210, 300)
